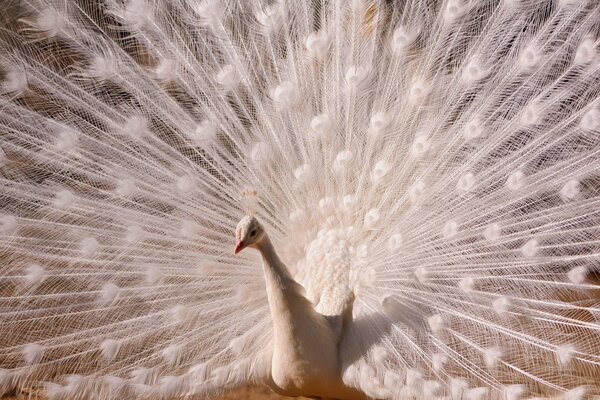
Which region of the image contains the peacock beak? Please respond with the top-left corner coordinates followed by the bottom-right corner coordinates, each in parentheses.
top-left (234, 239), bottom-right (244, 255)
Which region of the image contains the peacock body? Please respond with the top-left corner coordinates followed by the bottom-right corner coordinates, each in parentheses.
top-left (1, 0), bottom-right (600, 399)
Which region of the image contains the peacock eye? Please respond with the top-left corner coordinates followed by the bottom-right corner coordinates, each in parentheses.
top-left (250, 229), bottom-right (257, 236)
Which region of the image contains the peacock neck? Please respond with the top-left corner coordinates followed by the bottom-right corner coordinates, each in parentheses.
top-left (256, 235), bottom-right (293, 284)
top-left (255, 234), bottom-right (321, 352)
top-left (256, 235), bottom-right (304, 317)
top-left (255, 234), bottom-right (342, 396)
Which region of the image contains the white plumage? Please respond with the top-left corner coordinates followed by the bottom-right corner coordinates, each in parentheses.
top-left (1, 0), bottom-right (600, 399)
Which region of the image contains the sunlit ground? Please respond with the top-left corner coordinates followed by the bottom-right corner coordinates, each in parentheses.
top-left (2, 385), bottom-right (305, 399)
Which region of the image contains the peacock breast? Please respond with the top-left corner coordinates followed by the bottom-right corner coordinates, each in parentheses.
top-left (300, 227), bottom-right (364, 317)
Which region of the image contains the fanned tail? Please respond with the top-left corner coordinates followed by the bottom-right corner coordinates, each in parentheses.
top-left (0, 0), bottom-right (599, 399)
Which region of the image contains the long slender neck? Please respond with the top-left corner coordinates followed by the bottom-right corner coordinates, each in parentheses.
top-left (255, 235), bottom-right (319, 347)
top-left (256, 235), bottom-right (305, 310)
top-left (256, 235), bottom-right (293, 284)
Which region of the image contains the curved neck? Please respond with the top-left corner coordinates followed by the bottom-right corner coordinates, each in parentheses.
top-left (255, 234), bottom-right (320, 347)
top-left (256, 234), bottom-right (307, 310)
top-left (255, 235), bottom-right (293, 284)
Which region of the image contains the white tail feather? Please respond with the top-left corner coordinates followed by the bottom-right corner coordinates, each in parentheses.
top-left (1, 0), bottom-right (599, 399)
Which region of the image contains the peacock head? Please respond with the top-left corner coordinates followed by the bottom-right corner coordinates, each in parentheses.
top-left (234, 215), bottom-right (264, 254)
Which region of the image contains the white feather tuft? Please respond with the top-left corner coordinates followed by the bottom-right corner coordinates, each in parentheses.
top-left (120, 0), bottom-right (154, 29)
top-left (483, 347), bottom-right (502, 370)
top-left (192, 120), bottom-right (218, 146)
top-left (23, 343), bottom-right (44, 364)
top-left (506, 170), bottom-right (526, 191)
top-left (215, 65), bottom-right (241, 89)
top-left (25, 263), bottom-right (46, 286)
top-left (318, 197), bottom-right (335, 214)
top-left (161, 344), bottom-right (182, 367)
top-left (462, 59), bottom-right (489, 83)
top-left (64, 375), bottom-right (87, 396)
top-left (255, 2), bottom-right (285, 31)
top-left (369, 112), bottom-right (392, 136)
top-left (345, 66), bottom-right (369, 89)
top-left (289, 209), bottom-right (306, 225)
top-left (560, 179), bottom-right (580, 201)
top-left (364, 209), bottom-right (381, 229)
top-left (100, 339), bottom-right (121, 362)
top-left (456, 172), bottom-right (476, 193)
top-left (188, 363), bottom-right (207, 384)
top-left (125, 225), bottom-right (144, 243)
top-left (371, 160), bottom-right (391, 183)
top-left (87, 56), bottom-right (117, 82)
top-left (2, 68), bottom-right (27, 95)
top-left (293, 164), bottom-right (312, 183)
top-left (80, 237), bottom-right (99, 255)
top-left (105, 375), bottom-right (128, 396)
top-left (465, 387), bottom-right (489, 400)
top-left (0, 215), bottom-right (17, 235)
top-left (250, 142), bottom-right (271, 163)
top-left (567, 266), bottom-right (587, 284)
top-left (450, 377), bottom-right (468, 399)
top-left (130, 367), bottom-right (157, 385)
top-left (408, 78), bottom-right (431, 102)
top-left (176, 175), bottom-right (196, 193)
top-left (443, 0), bottom-right (471, 23)
top-left (563, 386), bottom-right (587, 400)
top-left (519, 43), bottom-right (542, 70)
top-left (115, 178), bottom-right (136, 197)
top-left (54, 189), bottom-right (75, 209)
top-left (54, 129), bottom-right (79, 152)
top-left (458, 276), bottom-right (475, 294)
top-left (405, 368), bottom-right (422, 389)
top-left (442, 220), bottom-right (458, 239)
top-left (414, 267), bottom-right (428, 284)
top-left (483, 223), bottom-right (501, 242)
top-left (156, 375), bottom-right (186, 398)
top-left (503, 384), bottom-right (525, 400)
top-left (574, 37), bottom-right (596, 65)
top-left (305, 31), bottom-right (331, 58)
top-left (171, 304), bottom-right (190, 323)
top-left (44, 382), bottom-right (65, 400)
top-left (493, 296), bottom-right (510, 315)
top-left (145, 264), bottom-right (164, 284)
top-left (271, 81), bottom-right (297, 108)
top-left (123, 115), bottom-right (148, 138)
top-left (383, 370), bottom-right (401, 389)
top-left (334, 151), bottom-right (353, 172)
top-left (193, 0), bottom-right (224, 26)
top-left (371, 345), bottom-right (389, 365)
top-left (0, 369), bottom-right (14, 396)
top-left (152, 59), bottom-right (177, 82)
top-left (463, 118), bottom-right (484, 140)
top-left (580, 108), bottom-right (600, 131)
top-left (100, 283), bottom-right (120, 304)
top-left (521, 102), bottom-right (543, 126)
top-left (408, 180), bottom-right (425, 203)
top-left (556, 343), bottom-right (576, 367)
top-left (391, 26), bottom-right (419, 53)
top-left (521, 239), bottom-right (539, 258)
top-left (310, 114), bottom-right (332, 138)
top-left (411, 134), bottom-right (430, 157)
top-left (427, 314), bottom-right (443, 334)
top-left (432, 353), bottom-right (448, 372)
top-left (423, 380), bottom-right (442, 398)
top-left (387, 232), bottom-right (403, 251)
